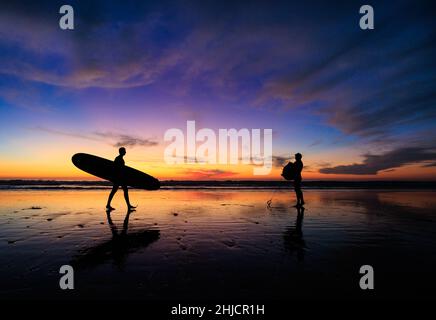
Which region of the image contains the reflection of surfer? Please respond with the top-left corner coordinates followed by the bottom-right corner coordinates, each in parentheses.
top-left (106, 147), bottom-right (136, 211)
top-left (284, 206), bottom-right (305, 261)
top-left (106, 207), bottom-right (132, 237)
top-left (293, 153), bottom-right (305, 207)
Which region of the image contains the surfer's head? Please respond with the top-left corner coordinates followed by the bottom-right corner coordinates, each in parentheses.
top-left (295, 153), bottom-right (302, 160)
top-left (119, 147), bottom-right (126, 156)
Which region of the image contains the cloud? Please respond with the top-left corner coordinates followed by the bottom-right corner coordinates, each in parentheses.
top-left (320, 147), bottom-right (436, 175)
top-left (308, 139), bottom-right (323, 147)
top-left (0, 1), bottom-right (182, 89)
top-left (272, 155), bottom-right (288, 167)
top-left (422, 162), bottom-right (436, 168)
top-left (33, 127), bottom-right (101, 141)
top-left (253, 1), bottom-right (436, 140)
top-left (0, 0), bottom-right (312, 93)
top-left (315, 161), bottom-right (332, 168)
top-left (33, 127), bottom-right (158, 148)
top-left (113, 136), bottom-right (158, 148)
top-left (183, 169), bottom-right (237, 179)
top-left (2, 0), bottom-right (436, 178)
top-left (94, 132), bottom-right (158, 147)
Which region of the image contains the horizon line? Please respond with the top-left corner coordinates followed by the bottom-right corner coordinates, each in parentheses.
top-left (1, 179), bottom-right (436, 183)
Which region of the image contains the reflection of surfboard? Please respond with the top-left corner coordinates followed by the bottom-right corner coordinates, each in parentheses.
top-left (72, 153), bottom-right (160, 190)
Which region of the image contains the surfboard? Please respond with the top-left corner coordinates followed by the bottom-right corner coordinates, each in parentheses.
top-left (72, 153), bottom-right (160, 190)
top-left (281, 162), bottom-right (296, 181)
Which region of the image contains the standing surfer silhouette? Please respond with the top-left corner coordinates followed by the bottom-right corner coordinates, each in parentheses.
top-left (293, 153), bottom-right (305, 207)
top-left (106, 147), bottom-right (136, 211)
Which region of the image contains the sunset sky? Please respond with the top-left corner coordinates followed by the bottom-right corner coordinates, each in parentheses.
top-left (0, 0), bottom-right (435, 180)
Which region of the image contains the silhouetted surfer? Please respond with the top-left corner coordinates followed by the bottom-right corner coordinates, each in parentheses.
top-left (106, 147), bottom-right (136, 211)
top-left (294, 153), bottom-right (305, 207)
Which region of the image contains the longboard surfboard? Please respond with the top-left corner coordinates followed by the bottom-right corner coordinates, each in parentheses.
top-left (72, 153), bottom-right (160, 190)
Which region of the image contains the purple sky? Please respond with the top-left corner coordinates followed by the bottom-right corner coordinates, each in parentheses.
top-left (0, 0), bottom-right (435, 180)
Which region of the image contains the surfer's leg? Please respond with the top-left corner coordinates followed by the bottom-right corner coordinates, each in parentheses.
top-left (294, 180), bottom-right (303, 206)
top-left (293, 182), bottom-right (298, 205)
top-left (106, 185), bottom-right (119, 209)
top-left (299, 188), bottom-right (305, 205)
top-left (122, 186), bottom-right (136, 209)
top-left (296, 189), bottom-right (303, 205)
top-left (295, 183), bottom-right (304, 206)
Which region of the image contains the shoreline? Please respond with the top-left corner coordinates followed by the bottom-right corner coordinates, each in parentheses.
top-left (0, 179), bottom-right (435, 190)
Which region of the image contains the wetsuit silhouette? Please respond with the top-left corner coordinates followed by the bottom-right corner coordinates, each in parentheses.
top-left (294, 153), bottom-right (305, 207)
top-left (106, 147), bottom-right (135, 210)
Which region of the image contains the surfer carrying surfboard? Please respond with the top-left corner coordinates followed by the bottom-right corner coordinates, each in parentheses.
top-left (293, 153), bottom-right (305, 207)
top-left (280, 152), bottom-right (305, 207)
top-left (106, 147), bottom-right (137, 211)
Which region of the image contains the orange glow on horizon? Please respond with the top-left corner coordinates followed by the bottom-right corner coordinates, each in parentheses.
top-left (1, 161), bottom-right (435, 181)
top-left (1, 136), bottom-right (435, 181)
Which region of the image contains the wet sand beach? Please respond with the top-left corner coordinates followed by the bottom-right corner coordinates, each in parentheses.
top-left (1, 189), bottom-right (436, 300)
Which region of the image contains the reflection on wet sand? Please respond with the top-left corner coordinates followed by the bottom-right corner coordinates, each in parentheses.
top-left (0, 189), bottom-right (436, 300)
top-left (72, 209), bottom-right (160, 269)
top-left (283, 206), bottom-right (305, 261)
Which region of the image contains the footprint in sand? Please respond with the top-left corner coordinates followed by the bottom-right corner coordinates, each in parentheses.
top-left (222, 240), bottom-right (236, 248)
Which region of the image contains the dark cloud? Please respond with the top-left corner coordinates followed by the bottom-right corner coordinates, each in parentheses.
top-left (94, 132), bottom-right (158, 148)
top-left (272, 156), bottom-right (288, 167)
top-left (308, 139), bottom-right (323, 147)
top-left (109, 134), bottom-right (156, 148)
top-left (0, 0), bottom-right (333, 93)
top-left (422, 162), bottom-right (436, 168)
top-left (114, 136), bottom-right (158, 148)
top-left (0, 1), bottom-right (182, 88)
top-left (33, 127), bottom-right (158, 148)
top-left (320, 147), bottom-right (436, 175)
top-left (254, 1), bottom-right (436, 140)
